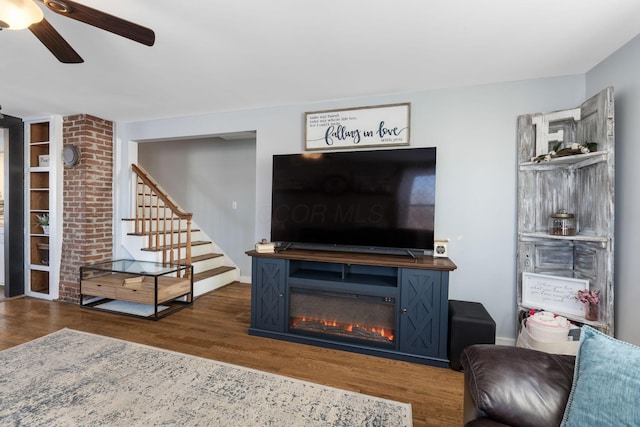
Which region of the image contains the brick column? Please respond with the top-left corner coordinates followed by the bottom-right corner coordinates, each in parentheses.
top-left (58, 114), bottom-right (114, 303)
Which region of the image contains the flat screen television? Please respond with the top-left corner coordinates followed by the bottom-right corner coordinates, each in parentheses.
top-left (270, 147), bottom-right (437, 255)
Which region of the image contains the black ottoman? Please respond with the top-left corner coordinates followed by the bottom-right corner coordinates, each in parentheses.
top-left (448, 300), bottom-right (496, 371)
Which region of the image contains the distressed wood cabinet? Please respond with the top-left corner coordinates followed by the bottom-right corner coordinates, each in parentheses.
top-left (516, 87), bottom-right (615, 335)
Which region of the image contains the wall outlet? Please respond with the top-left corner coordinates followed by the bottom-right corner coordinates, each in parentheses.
top-left (433, 239), bottom-right (449, 258)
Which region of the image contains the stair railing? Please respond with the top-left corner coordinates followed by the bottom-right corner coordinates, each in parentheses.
top-left (131, 164), bottom-right (192, 275)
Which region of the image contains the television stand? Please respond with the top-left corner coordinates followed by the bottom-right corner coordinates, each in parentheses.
top-left (246, 249), bottom-right (457, 367)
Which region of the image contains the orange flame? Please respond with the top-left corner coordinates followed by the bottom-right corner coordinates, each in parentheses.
top-left (290, 316), bottom-right (394, 341)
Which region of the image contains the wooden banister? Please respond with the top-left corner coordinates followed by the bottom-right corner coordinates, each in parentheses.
top-left (131, 164), bottom-right (193, 275)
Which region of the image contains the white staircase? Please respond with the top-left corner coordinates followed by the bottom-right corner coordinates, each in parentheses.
top-left (121, 220), bottom-right (238, 297)
top-left (121, 165), bottom-right (239, 297)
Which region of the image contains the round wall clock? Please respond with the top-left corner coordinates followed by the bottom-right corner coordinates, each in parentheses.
top-left (62, 145), bottom-right (79, 166)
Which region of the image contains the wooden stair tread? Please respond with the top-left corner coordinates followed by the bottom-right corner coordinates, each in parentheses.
top-left (181, 253), bottom-right (223, 264)
top-left (127, 228), bottom-right (200, 237)
top-left (122, 217), bottom-right (188, 220)
top-left (141, 240), bottom-right (210, 252)
top-left (193, 266), bottom-right (236, 282)
top-left (122, 218), bottom-right (190, 222)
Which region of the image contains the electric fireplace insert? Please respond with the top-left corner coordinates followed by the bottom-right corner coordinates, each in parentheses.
top-left (289, 286), bottom-right (396, 348)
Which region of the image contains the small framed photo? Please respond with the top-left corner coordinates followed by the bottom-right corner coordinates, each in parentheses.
top-left (38, 155), bottom-right (50, 167)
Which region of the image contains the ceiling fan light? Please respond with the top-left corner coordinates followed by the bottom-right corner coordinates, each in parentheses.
top-left (0, 0), bottom-right (44, 30)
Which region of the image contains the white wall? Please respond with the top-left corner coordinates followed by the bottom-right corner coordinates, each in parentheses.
top-left (138, 137), bottom-right (256, 276)
top-left (586, 34), bottom-right (640, 345)
top-left (116, 76), bottom-right (586, 342)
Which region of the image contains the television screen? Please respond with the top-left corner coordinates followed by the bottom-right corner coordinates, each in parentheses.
top-left (271, 147), bottom-right (436, 254)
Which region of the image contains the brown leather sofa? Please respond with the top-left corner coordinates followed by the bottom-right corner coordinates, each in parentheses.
top-left (460, 344), bottom-right (576, 427)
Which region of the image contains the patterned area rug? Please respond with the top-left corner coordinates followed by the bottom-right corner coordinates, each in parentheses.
top-left (0, 329), bottom-right (412, 426)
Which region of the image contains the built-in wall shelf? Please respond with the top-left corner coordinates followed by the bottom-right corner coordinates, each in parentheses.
top-left (25, 117), bottom-right (62, 300)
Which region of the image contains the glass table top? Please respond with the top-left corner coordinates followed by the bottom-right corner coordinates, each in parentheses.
top-left (81, 259), bottom-right (188, 276)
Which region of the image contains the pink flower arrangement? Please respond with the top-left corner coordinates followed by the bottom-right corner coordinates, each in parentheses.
top-left (576, 289), bottom-right (600, 305)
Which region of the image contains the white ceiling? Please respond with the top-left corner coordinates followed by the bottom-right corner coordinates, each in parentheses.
top-left (2, 0), bottom-right (640, 123)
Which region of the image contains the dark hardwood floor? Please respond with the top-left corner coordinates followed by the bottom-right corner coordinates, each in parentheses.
top-left (0, 282), bottom-right (464, 426)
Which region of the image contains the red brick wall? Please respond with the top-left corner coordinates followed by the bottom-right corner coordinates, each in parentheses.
top-left (58, 114), bottom-right (114, 303)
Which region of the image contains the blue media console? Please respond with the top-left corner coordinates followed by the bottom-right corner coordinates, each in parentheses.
top-left (247, 249), bottom-right (457, 367)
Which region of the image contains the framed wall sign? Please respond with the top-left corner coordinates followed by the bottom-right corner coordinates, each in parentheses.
top-left (305, 103), bottom-right (410, 151)
top-left (38, 154), bottom-right (50, 167)
top-left (522, 272), bottom-right (587, 316)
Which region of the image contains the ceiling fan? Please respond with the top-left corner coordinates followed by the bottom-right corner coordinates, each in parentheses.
top-left (0, 0), bottom-right (155, 63)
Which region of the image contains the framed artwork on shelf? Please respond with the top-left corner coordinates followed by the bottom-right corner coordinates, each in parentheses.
top-left (522, 272), bottom-right (587, 316)
top-left (38, 155), bottom-right (50, 167)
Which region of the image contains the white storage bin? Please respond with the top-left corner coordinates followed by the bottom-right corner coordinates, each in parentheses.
top-left (517, 320), bottom-right (579, 356)
top-left (526, 312), bottom-right (570, 342)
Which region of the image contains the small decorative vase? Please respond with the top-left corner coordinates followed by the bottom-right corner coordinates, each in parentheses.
top-left (41, 225), bottom-right (50, 235)
top-left (584, 303), bottom-right (599, 321)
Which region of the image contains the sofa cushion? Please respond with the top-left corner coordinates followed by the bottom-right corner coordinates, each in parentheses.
top-left (560, 326), bottom-right (640, 426)
top-left (461, 344), bottom-right (575, 427)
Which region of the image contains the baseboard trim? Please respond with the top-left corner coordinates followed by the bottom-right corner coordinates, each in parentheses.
top-left (496, 336), bottom-right (516, 347)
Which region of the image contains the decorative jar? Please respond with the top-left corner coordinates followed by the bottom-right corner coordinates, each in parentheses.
top-left (548, 210), bottom-right (576, 236)
top-left (584, 303), bottom-right (599, 321)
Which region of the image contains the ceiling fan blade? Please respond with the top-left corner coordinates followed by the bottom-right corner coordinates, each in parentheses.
top-left (41, 0), bottom-right (155, 46)
top-left (29, 18), bottom-right (83, 63)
